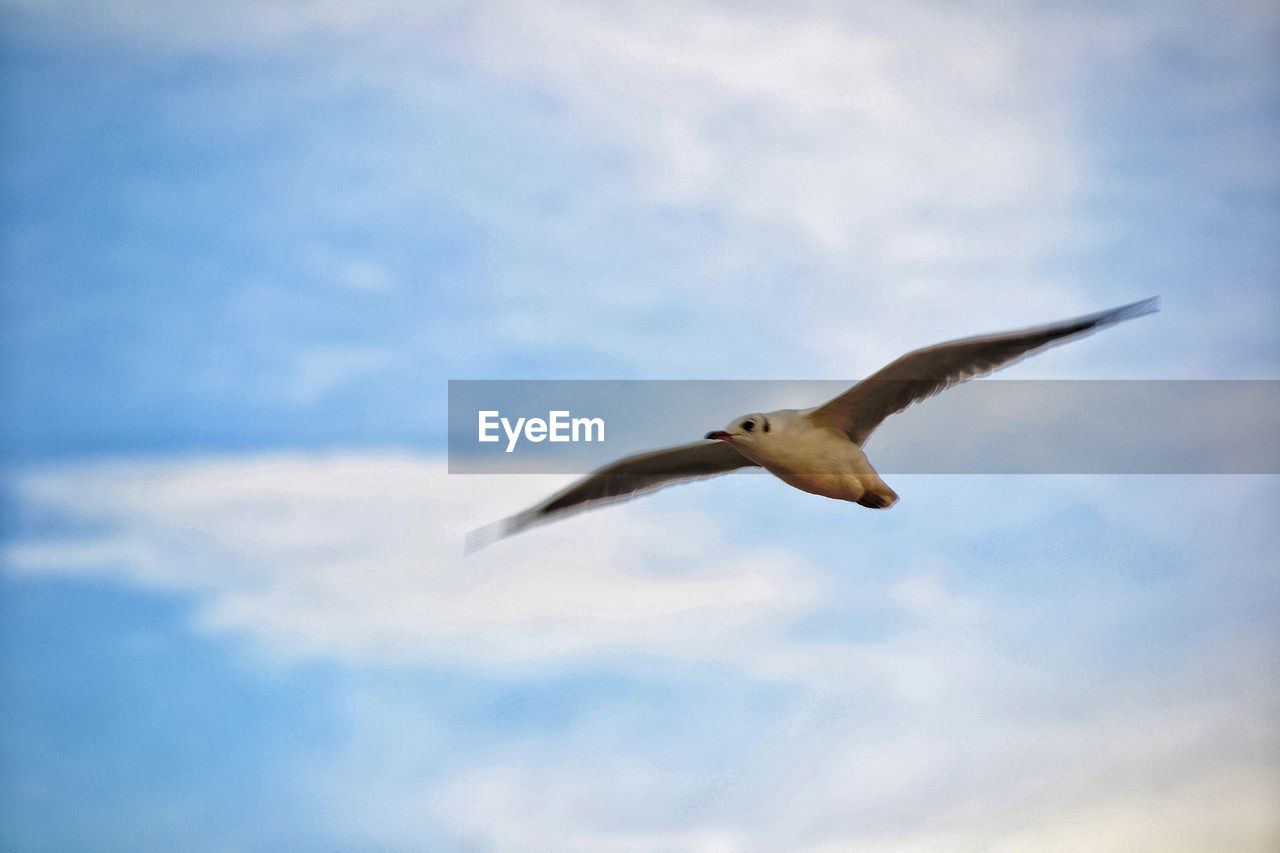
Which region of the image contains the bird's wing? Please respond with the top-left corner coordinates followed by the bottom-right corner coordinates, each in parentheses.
top-left (807, 297), bottom-right (1159, 446)
top-left (467, 440), bottom-right (759, 551)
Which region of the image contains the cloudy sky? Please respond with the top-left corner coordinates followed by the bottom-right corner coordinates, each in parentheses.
top-left (2, 1), bottom-right (1278, 850)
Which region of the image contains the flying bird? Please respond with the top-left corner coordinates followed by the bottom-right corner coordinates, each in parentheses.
top-left (468, 298), bottom-right (1158, 550)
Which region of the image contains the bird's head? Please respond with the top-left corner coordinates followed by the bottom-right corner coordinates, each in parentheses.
top-left (705, 413), bottom-right (771, 446)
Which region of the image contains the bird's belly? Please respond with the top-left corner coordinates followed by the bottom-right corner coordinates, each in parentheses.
top-left (768, 466), bottom-right (868, 502)
top-left (754, 438), bottom-right (877, 503)
top-left (733, 423), bottom-right (887, 504)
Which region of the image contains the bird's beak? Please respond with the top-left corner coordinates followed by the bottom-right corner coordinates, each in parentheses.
top-left (704, 430), bottom-right (732, 441)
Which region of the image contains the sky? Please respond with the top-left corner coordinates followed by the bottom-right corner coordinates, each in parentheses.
top-left (1, 0), bottom-right (1278, 850)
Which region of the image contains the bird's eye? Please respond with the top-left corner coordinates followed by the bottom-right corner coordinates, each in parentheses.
top-left (742, 419), bottom-right (755, 432)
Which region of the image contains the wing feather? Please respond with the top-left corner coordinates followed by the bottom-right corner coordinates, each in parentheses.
top-left (467, 440), bottom-right (758, 550)
top-left (808, 297), bottom-right (1158, 445)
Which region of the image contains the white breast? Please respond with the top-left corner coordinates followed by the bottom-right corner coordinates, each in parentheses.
top-left (744, 412), bottom-right (884, 503)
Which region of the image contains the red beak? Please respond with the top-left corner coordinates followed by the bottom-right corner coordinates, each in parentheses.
top-left (704, 430), bottom-right (732, 441)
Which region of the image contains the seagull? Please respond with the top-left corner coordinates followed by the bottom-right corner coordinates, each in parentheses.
top-left (468, 298), bottom-right (1158, 550)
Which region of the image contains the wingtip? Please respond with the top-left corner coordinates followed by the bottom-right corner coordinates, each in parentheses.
top-left (464, 513), bottom-right (536, 554)
top-left (464, 519), bottom-right (509, 555)
top-left (1110, 295), bottom-right (1160, 322)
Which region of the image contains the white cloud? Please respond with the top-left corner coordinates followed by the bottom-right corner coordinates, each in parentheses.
top-left (5, 453), bottom-right (1278, 850)
top-left (4, 453), bottom-right (823, 675)
top-left (419, 694), bottom-right (1280, 853)
top-left (471, 2), bottom-right (1073, 242)
top-left (21, 0), bottom-right (1275, 382)
top-left (455, 0), bottom-right (1101, 372)
top-left (22, 0), bottom-right (1225, 378)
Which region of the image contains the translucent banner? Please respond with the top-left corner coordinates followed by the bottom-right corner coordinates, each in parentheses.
top-left (448, 380), bottom-right (1280, 474)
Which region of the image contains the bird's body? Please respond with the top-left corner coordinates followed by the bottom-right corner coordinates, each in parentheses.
top-left (468, 297), bottom-right (1158, 550)
top-left (725, 409), bottom-right (898, 508)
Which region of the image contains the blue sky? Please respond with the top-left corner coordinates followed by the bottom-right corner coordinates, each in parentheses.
top-left (2, 1), bottom-right (1278, 850)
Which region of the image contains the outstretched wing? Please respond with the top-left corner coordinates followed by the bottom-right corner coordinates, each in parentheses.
top-left (467, 440), bottom-right (759, 551)
top-left (808, 297), bottom-right (1159, 446)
